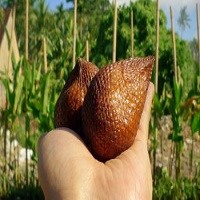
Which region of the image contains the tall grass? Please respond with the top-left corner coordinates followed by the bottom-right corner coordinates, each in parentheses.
top-left (0, 54), bottom-right (62, 198)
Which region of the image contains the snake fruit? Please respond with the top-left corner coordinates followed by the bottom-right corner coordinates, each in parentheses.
top-left (54, 58), bottom-right (99, 136)
top-left (54, 56), bottom-right (155, 162)
top-left (82, 56), bottom-right (155, 161)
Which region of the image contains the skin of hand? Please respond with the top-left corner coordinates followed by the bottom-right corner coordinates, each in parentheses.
top-left (38, 82), bottom-right (154, 200)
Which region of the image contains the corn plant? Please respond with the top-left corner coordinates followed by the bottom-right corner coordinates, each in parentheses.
top-left (151, 83), bottom-right (168, 181)
top-left (0, 52), bottom-right (62, 198)
top-left (183, 74), bottom-right (200, 174)
top-left (0, 55), bottom-right (25, 189)
top-left (153, 171), bottom-right (200, 199)
top-left (166, 77), bottom-right (184, 178)
top-left (165, 70), bottom-right (200, 179)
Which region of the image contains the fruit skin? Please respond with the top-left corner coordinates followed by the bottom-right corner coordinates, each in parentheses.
top-left (54, 58), bottom-right (99, 136)
top-left (82, 56), bottom-right (155, 161)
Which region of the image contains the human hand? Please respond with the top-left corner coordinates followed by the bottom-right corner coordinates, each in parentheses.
top-left (38, 82), bottom-right (154, 200)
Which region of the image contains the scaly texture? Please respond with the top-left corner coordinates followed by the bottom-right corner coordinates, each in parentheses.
top-left (82, 56), bottom-right (155, 161)
top-left (54, 58), bottom-right (99, 136)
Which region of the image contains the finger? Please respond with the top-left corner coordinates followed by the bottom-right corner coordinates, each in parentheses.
top-left (37, 128), bottom-right (92, 167)
top-left (37, 128), bottom-right (98, 199)
top-left (135, 82), bottom-right (154, 142)
top-left (37, 127), bottom-right (97, 176)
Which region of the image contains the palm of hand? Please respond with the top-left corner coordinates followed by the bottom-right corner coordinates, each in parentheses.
top-left (38, 83), bottom-right (154, 200)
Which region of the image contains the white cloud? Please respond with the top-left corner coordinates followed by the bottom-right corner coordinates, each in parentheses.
top-left (118, 0), bottom-right (134, 5)
top-left (108, 0), bottom-right (197, 40)
top-left (109, 0), bottom-right (132, 6)
top-left (159, 0), bottom-right (197, 40)
top-left (160, 0), bottom-right (198, 12)
top-left (109, 0), bottom-right (198, 11)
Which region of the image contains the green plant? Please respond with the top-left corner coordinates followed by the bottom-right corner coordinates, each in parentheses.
top-left (151, 83), bottom-right (168, 180)
top-left (166, 78), bottom-right (184, 178)
top-left (183, 74), bottom-right (200, 174)
top-left (0, 56), bottom-right (24, 190)
top-left (153, 167), bottom-right (200, 200)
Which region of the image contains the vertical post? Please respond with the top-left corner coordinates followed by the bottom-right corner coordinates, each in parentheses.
top-left (170, 6), bottom-right (181, 179)
top-left (155, 0), bottom-right (160, 93)
top-left (152, 0), bottom-right (160, 183)
top-left (25, 0), bottom-right (29, 60)
top-left (113, 0), bottom-right (117, 63)
top-left (43, 37), bottom-right (47, 73)
top-left (170, 6), bottom-right (177, 83)
top-left (73, 0), bottom-right (77, 68)
top-left (86, 40), bottom-right (89, 61)
top-left (25, 0), bottom-right (29, 192)
top-left (131, 10), bottom-right (134, 57)
top-left (197, 4), bottom-right (200, 75)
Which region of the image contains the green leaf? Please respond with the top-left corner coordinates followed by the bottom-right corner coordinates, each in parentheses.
top-left (24, 59), bottom-right (32, 95)
top-left (168, 132), bottom-right (183, 142)
top-left (13, 56), bottom-right (24, 87)
top-left (13, 75), bottom-right (24, 114)
top-left (36, 63), bottom-right (42, 84)
top-left (0, 74), bottom-right (11, 102)
top-left (191, 112), bottom-right (200, 135)
top-left (41, 71), bottom-right (52, 115)
top-left (173, 79), bottom-right (182, 112)
top-left (154, 92), bottom-right (162, 115)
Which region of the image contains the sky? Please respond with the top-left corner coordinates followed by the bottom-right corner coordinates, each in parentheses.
top-left (46, 0), bottom-right (198, 41)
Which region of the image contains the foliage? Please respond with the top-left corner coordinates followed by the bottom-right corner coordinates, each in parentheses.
top-left (0, 180), bottom-right (44, 200)
top-left (189, 38), bottom-right (198, 61)
top-left (22, 58), bottom-right (58, 133)
top-left (1, 0), bottom-right (194, 96)
top-left (153, 169), bottom-right (200, 200)
top-left (92, 0), bottom-right (194, 97)
top-left (67, 0), bottom-right (110, 42)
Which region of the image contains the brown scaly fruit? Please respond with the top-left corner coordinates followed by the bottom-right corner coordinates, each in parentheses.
top-left (54, 58), bottom-right (99, 136)
top-left (82, 56), bottom-right (155, 161)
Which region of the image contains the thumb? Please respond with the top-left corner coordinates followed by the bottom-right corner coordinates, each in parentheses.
top-left (135, 82), bottom-right (154, 143)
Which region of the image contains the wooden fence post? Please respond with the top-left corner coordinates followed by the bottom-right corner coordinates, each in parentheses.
top-left (155, 0), bottom-right (160, 93)
top-left (73, 0), bottom-right (77, 68)
top-left (113, 0), bottom-right (117, 62)
top-left (197, 3), bottom-right (200, 75)
top-left (152, 0), bottom-right (160, 183)
top-left (43, 37), bottom-right (47, 73)
top-left (25, 0), bottom-right (29, 60)
top-left (86, 40), bottom-right (89, 61)
top-left (131, 10), bottom-right (134, 58)
top-left (170, 6), bottom-right (177, 83)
